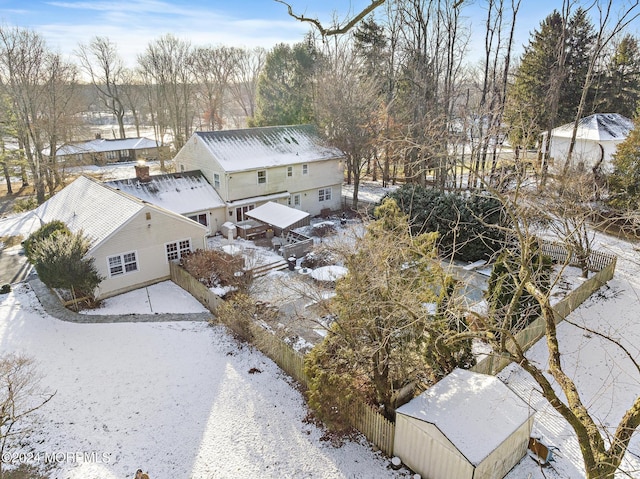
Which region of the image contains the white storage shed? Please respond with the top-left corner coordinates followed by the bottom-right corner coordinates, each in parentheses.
top-left (394, 368), bottom-right (534, 479)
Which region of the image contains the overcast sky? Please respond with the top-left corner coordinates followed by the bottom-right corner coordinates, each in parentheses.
top-left (1, 0), bottom-right (639, 68)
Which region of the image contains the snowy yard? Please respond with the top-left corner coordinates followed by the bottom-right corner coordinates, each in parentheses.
top-left (0, 282), bottom-right (407, 479)
top-left (503, 231), bottom-right (640, 479)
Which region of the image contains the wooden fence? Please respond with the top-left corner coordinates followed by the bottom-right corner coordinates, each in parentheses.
top-left (472, 248), bottom-right (617, 376)
top-left (170, 260), bottom-right (395, 456)
top-left (169, 261), bottom-right (224, 313)
top-left (539, 240), bottom-right (617, 272)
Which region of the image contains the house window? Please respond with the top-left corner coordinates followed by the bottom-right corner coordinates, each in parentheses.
top-left (287, 166), bottom-right (293, 177)
top-left (288, 194), bottom-right (301, 208)
top-left (257, 170), bottom-right (267, 184)
top-left (213, 173), bottom-right (221, 188)
top-left (180, 164), bottom-right (185, 172)
top-left (188, 213), bottom-right (208, 227)
top-left (302, 164), bottom-right (308, 175)
top-left (106, 150), bottom-right (118, 160)
top-left (107, 251), bottom-right (138, 277)
top-left (318, 187), bottom-right (332, 202)
top-left (235, 205), bottom-right (254, 222)
top-left (166, 239), bottom-right (192, 262)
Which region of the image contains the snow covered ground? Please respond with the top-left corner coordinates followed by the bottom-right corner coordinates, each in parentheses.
top-left (503, 231), bottom-right (640, 479)
top-left (0, 282), bottom-right (407, 479)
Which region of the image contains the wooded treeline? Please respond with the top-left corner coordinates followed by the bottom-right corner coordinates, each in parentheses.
top-left (1, 0), bottom-right (640, 208)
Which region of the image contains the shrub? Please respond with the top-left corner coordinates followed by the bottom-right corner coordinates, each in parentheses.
top-left (29, 231), bottom-right (103, 298)
top-left (0, 284), bottom-right (10, 294)
top-left (485, 248), bottom-right (553, 336)
top-left (23, 220), bottom-right (70, 262)
top-left (12, 197), bottom-right (37, 213)
top-left (181, 249), bottom-right (250, 291)
top-left (387, 184), bottom-right (508, 261)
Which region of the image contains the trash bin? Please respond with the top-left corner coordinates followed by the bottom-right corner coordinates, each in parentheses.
top-left (287, 256), bottom-right (296, 271)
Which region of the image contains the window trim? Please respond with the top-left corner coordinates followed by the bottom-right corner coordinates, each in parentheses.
top-left (318, 187), bottom-right (332, 202)
top-left (188, 213), bottom-right (208, 227)
top-left (213, 172), bottom-right (221, 189)
top-left (107, 251), bottom-right (139, 278)
top-left (257, 170), bottom-right (267, 184)
top-left (302, 164), bottom-right (309, 175)
top-left (286, 166), bottom-right (293, 178)
top-left (165, 238), bottom-right (192, 262)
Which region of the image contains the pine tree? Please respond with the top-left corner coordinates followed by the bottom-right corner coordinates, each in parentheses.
top-left (505, 9), bottom-right (595, 148)
top-left (608, 111), bottom-right (640, 210)
top-left (250, 39), bottom-right (318, 126)
top-left (597, 34), bottom-right (640, 117)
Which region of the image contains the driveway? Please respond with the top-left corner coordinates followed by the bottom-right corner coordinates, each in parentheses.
top-left (0, 244), bottom-right (32, 285)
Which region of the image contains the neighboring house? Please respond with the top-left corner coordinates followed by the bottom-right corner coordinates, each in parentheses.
top-left (106, 164), bottom-right (226, 235)
top-left (540, 113), bottom-right (633, 172)
top-left (55, 136), bottom-right (170, 166)
top-left (33, 175), bottom-right (207, 300)
top-left (173, 125), bottom-right (345, 221)
top-left (394, 368), bottom-right (535, 479)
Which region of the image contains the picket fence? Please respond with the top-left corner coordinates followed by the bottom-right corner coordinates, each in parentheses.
top-left (171, 239), bottom-right (616, 459)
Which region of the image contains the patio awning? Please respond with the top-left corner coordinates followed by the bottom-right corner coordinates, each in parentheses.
top-left (245, 201), bottom-right (310, 230)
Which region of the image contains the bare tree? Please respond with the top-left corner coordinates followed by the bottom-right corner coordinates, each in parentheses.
top-left (0, 27), bottom-right (79, 203)
top-left (458, 177), bottom-right (640, 479)
top-left (137, 34), bottom-right (195, 151)
top-left (190, 45), bottom-right (240, 131)
top-left (76, 37), bottom-right (129, 139)
top-left (315, 37), bottom-right (381, 210)
top-left (0, 354), bottom-right (55, 479)
top-left (229, 47), bottom-right (266, 123)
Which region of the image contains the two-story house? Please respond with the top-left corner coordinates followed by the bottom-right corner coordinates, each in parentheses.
top-left (173, 125), bottom-right (344, 223)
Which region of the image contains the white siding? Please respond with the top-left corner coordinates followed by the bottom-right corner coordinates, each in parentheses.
top-left (90, 206), bottom-right (206, 299)
top-left (394, 414), bottom-right (474, 479)
top-left (549, 137), bottom-right (621, 173)
top-left (173, 136), bottom-right (227, 199)
top-left (474, 416), bottom-right (534, 479)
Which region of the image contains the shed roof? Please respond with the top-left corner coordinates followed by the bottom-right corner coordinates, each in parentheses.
top-left (551, 113), bottom-right (633, 141)
top-left (396, 368), bottom-right (534, 466)
top-left (56, 137), bottom-right (159, 156)
top-left (194, 125), bottom-right (343, 172)
top-left (245, 201), bottom-right (310, 230)
top-left (106, 170), bottom-right (225, 215)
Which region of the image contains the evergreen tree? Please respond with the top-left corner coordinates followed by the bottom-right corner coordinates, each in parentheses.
top-left (597, 34), bottom-right (640, 117)
top-left (505, 9), bottom-right (595, 148)
top-left (305, 198), bottom-right (473, 426)
top-left (28, 228), bottom-right (103, 298)
top-left (608, 111), bottom-right (640, 210)
top-left (250, 39), bottom-right (317, 126)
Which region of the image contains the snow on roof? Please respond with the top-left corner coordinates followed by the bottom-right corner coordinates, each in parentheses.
top-left (245, 201), bottom-right (310, 230)
top-left (194, 125), bottom-right (344, 172)
top-left (34, 176), bottom-right (144, 248)
top-left (106, 170), bottom-right (225, 215)
top-left (396, 368), bottom-right (534, 466)
top-left (552, 113), bottom-right (633, 141)
top-left (56, 137), bottom-right (159, 156)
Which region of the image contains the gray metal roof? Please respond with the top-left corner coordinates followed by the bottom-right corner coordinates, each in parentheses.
top-left (194, 125), bottom-right (344, 172)
top-left (56, 137), bottom-right (159, 156)
top-left (106, 171), bottom-right (225, 215)
top-left (552, 113), bottom-right (634, 141)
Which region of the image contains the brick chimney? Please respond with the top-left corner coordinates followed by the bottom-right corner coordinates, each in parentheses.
top-left (135, 161), bottom-right (151, 183)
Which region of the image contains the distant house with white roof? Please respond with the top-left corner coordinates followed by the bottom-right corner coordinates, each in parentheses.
top-left (540, 113), bottom-right (633, 172)
top-left (55, 136), bottom-right (170, 166)
top-left (173, 125), bottom-right (345, 221)
top-left (106, 164), bottom-right (226, 235)
top-left (34, 175), bottom-right (207, 299)
top-left (394, 368), bottom-right (535, 479)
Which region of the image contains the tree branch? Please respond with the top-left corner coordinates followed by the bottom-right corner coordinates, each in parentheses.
top-left (274, 0), bottom-right (387, 37)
